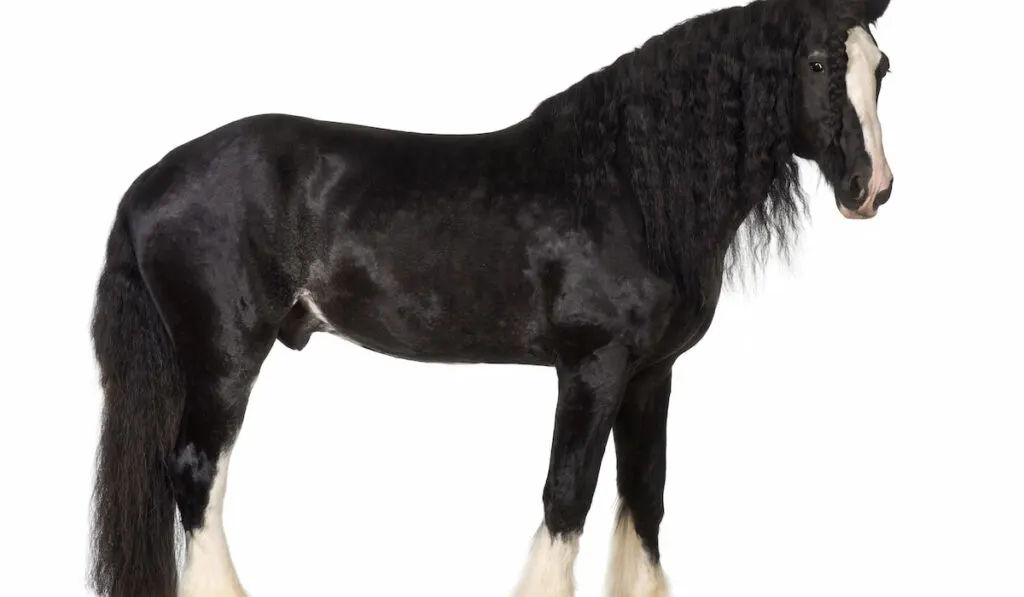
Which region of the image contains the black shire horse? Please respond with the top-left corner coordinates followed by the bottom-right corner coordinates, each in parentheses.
top-left (88, 0), bottom-right (894, 595)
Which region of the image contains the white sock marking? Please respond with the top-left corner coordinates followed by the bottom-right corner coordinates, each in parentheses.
top-left (845, 26), bottom-right (892, 215)
top-left (513, 524), bottom-right (580, 597)
top-left (606, 508), bottom-right (669, 597)
top-left (179, 450), bottom-right (246, 597)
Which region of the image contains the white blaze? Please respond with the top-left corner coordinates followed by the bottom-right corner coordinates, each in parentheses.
top-left (179, 450), bottom-right (247, 597)
top-left (845, 26), bottom-right (892, 215)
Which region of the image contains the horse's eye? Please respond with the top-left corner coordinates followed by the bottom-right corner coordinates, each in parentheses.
top-left (810, 61), bottom-right (824, 73)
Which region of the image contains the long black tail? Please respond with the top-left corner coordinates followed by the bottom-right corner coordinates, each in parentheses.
top-left (89, 207), bottom-right (184, 597)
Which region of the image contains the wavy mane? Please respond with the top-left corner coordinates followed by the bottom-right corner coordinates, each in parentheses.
top-left (529, 0), bottom-right (859, 289)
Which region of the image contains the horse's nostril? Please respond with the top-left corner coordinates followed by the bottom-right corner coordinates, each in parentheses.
top-left (848, 175), bottom-right (863, 197)
top-left (874, 180), bottom-right (893, 207)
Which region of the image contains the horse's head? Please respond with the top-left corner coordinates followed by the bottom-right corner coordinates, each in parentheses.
top-left (793, 0), bottom-right (893, 219)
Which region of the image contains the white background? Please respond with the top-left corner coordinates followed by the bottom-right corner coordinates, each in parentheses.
top-left (2, 1), bottom-right (1022, 596)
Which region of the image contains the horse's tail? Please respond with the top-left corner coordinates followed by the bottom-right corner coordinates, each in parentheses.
top-left (89, 203), bottom-right (184, 597)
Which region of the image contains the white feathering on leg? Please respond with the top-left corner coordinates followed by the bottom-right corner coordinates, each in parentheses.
top-left (178, 449), bottom-right (246, 597)
top-left (513, 524), bottom-right (580, 597)
top-left (606, 507), bottom-right (669, 597)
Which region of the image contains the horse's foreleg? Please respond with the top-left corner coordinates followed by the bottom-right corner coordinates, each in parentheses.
top-left (606, 363), bottom-right (673, 597)
top-left (514, 343), bottom-right (630, 597)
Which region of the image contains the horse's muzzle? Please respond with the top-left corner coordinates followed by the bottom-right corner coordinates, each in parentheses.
top-left (839, 177), bottom-right (893, 220)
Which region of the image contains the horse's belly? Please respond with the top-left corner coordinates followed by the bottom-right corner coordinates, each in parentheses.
top-left (296, 263), bottom-right (552, 365)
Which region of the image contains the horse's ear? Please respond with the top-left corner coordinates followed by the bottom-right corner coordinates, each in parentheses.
top-left (861, 0), bottom-right (890, 24)
top-left (834, 0), bottom-right (890, 25)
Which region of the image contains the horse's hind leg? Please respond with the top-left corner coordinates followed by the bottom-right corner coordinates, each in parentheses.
top-left (606, 363), bottom-right (673, 597)
top-left (514, 343), bottom-right (630, 597)
top-left (143, 260), bottom-right (279, 597)
top-left (172, 364), bottom-right (267, 597)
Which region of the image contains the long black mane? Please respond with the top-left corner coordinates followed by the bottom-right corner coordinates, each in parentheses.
top-left (527, 0), bottom-right (857, 287)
